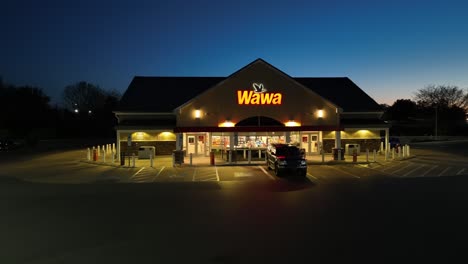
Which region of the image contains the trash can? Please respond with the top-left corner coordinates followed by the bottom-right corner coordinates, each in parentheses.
top-left (226, 150), bottom-right (237, 162)
top-left (120, 152), bottom-right (125, 165)
top-left (345, 144), bottom-right (360, 155)
top-left (173, 150), bottom-right (184, 165)
top-left (332, 147), bottom-right (345, 160)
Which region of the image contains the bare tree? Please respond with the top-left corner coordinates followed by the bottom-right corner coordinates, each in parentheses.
top-left (62, 81), bottom-right (107, 112)
top-left (414, 84), bottom-right (468, 110)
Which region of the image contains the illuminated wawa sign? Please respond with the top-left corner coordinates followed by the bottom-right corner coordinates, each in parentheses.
top-left (237, 83), bottom-right (282, 105)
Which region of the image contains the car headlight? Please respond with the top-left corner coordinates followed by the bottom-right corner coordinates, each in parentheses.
top-left (278, 160), bottom-right (287, 165)
top-left (300, 160), bottom-right (307, 165)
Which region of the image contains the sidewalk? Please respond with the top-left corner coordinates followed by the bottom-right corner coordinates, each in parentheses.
top-left (81, 149), bottom-right (413, 168)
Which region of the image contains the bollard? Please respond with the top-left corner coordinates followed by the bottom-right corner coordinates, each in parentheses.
top-left (352, 151), bottom-right (357, 163)
top-left (131, 153), bottom-right (135, 167)
top-left (111, 151), bottom-right (115, 164)
top-left (392, 148), bottom-right (395, 160)
top-left (102, 149), bottom-right (106, 162)
top-left (373, 149), bottom-right (376, 162)
top-left (150, 154), bottom-right (154, 167)
top-left (87, 148), bottom-right (91, 161)
top-left (338, 149), bottom-right (342, 161)
top-left (172, 152), bottom-right (176, 167)
top-left (407, 145), bottom-right (411, 157)
top-left (258, 149), bottom-right (262, 159)
top-left (403, 145), bottom-right (407, 157)
top-left (189, 153), bottom-right (193, 166)
top-left (384, 149), bottom-right (388, 161)
top-left (321, 150), bottom-right (325, 163)
top-left (243, 149), bottom-right (246, 159)
top-left (248, 149), bottom-right (251, 164)
top-left (366, 149), bottom-right (369, 163)
top-left (210, 151), bottom-right (215, 166)
top-left (229, 151), bottom-right (232, 163)
top-left (380, 142), bottom-right (384, 153)
top-left (97, 145), bottom-right (100, 157)
top-left (93, 148), bottom-right (98, 161)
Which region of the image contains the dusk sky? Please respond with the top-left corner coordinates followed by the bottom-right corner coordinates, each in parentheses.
top-left (1, 0), bottom-right (468, 106)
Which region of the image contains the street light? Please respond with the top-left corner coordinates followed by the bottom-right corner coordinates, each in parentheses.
top-left (434, 105), bottom-right (438, 140)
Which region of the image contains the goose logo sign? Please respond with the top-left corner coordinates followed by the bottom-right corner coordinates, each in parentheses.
top-left (237, 83), bottom-right (283, 105)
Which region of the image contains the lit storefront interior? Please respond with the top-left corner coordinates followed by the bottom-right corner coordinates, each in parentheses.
top-left (114, 58), bottom-right (390, 162)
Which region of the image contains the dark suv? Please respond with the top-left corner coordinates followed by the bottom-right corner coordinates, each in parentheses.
top-left (266, 143), bottom-right (307, 177)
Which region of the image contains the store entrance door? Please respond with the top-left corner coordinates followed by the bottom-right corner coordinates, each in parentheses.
top-left (301, 133), bottom-right (319, 155)
top-left (187, 134), bottom-right (205, 156)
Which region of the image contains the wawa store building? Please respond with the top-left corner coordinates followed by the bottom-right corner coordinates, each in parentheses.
top-left (113, 59), bottom-right (391, 162)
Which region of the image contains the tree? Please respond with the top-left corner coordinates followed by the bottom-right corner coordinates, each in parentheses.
top-left (382, 99), bottom-right (417, 121)
top-left (62, 81), bottom-right (107, 113)
top-left (414, 84), bottom-right (468, 111)
top-left (414, 84), bottom-right (468, 136)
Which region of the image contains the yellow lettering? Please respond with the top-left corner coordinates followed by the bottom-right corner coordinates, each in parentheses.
top-left (251, 93), bottom-right (260, 104)
top-left (237, 90), bottom-right (252, 104)
top-left (261, 93), bottom-right (274, 104)
top-left (237, 90), bottom-right (283, 105)
top-left (272, 94), bottom-right (282, 104)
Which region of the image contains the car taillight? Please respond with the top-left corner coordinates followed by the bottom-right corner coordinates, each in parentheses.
top-left (276, 155), bottom-right (286, 160)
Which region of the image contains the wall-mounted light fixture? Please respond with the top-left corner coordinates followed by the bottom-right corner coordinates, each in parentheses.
top-left (317, 109), bottom-right (324, 118)
top-left (285, 120), bottom-right (300, 127)
top-left (194, 109), bottom-right (201, 119)
top-left (219, 120), bottom-right (235, 127)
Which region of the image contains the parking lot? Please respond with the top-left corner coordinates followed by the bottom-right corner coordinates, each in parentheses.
top-left (2, 141), bottom-right (467, 185)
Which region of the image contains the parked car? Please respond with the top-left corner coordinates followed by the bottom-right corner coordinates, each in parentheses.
top-left (266, 143), bottom-right (307, 177)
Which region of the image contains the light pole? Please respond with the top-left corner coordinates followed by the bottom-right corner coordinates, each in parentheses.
top-left (434, 105), bottom-right (438, 140)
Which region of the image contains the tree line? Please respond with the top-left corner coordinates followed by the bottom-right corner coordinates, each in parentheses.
top-left (382, 84), bottom-right (468, 136)
top-left (0, 79), bottom-right (121, 145)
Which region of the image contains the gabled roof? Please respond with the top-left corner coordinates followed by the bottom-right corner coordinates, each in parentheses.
top-left (115, 76), bottom-right (225, 112)
top-left (115, 58), bottom-right (383, 113)
top-left (294, 77), bottom-right (383, 112)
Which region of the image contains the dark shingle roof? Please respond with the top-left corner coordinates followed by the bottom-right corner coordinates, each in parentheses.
top-left (115, 66), bottom-right (382, 113)
top-left (294, 77), bottom-right (383, 112)
top-left (115, 76), bottom-right (225, 112)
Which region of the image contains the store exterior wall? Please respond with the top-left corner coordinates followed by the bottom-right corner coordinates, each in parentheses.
top-left (175, 61), bottom-right (339, 129)
top-left (322, 130), bottom-right (381, 153)
top-left (117, 130), bottom-right (176, 156)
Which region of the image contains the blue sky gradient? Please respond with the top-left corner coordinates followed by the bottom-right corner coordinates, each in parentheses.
top-left (1, 0), bottom-right (468, 106)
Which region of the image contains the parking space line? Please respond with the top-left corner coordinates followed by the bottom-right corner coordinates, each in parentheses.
top-left (306, 173), bottom-right (318, 181)
top-left (438, 166), bottom-right (451, 177)
top-left (215, 166), bottom-right (220, 181)
top-left (421, 165), bottom-right (438, 177)
top-left (327, 165), bottom-right (360, 178)
top-left (402, 164), bottom-right (424, 177)
top-left (392, 163), bottom-right (414, 175)
top-left (258, 166), bottom-right (276, 180)
top-left (381, 163), bottom-right (402, 171)
top-left (456, 168), bottom-right (466, 175)
top-left (152, 166), bottom-right (165, 182)
top-left (131, 167), bottom-right (145, 179)
top-left (192, 168), bottom-right (197, 181)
